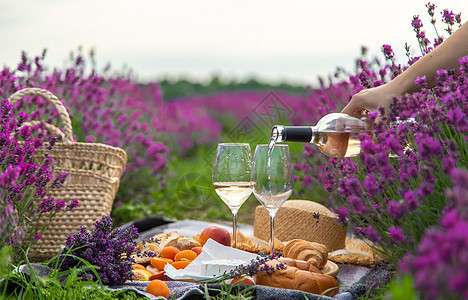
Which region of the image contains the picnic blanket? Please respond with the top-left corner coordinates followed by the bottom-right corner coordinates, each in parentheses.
top-left (19, 218), bottom-right (390, 299)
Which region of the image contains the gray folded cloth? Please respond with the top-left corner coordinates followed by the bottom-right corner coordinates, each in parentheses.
top-left (110, 281), bottom-right (337, 300)
top-left (18, 262), bottom-right (390, 300)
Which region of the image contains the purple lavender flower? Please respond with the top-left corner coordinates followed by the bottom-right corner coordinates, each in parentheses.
top-left (387, 200), bottom-right (406, 220)
top-left (388, 226), bottom-right (406, 243)
top-left (446, 106), bottom-right (466, 128)
top-left (38, 197), bottom-right (56, 213)
top-left (339, 177), bottom-right (362, 197)
top-left (50, 172), bottom-right (68, 189)
top-left (442, 156), bottom-right (456, 174)
top-left (348, 195), bottom-right (369, 215)
top-left (445, 168), bottom-right (468, 218)
top-left (85, 135), bottom-right (96, 143)
top-left (59, 215), bottom-right (139, 285)
top-left (381, 44), bottom-right (394, 61)
top-left (66, 199), bottom-right (79, 211)
top-left (0, 165), bottom-right (20, 188)
top-left (426, 2), bottom-right (436, 18)
top-left (332, 206), bottom-right (348, 226)
top-left (19, 125), bottom-right (31, 139)
top-left (403, 190), bottom-right (419, 211)
top-left (415, 133), bottom-right (444, 160)
top-left (363, 173), bottom-right (380, 196)
top-left (302, 175), bottom-right (313, 185)
top-left (54, 200), bottom-right (66, 212)
top-left (441, 9), bottom-right (455, 34)
top-left (364, 225), bottom-right (381, 243)
top-left (400, 209), bottom-right (468, 299)
top-left (416, 182), bottom-right (433, 198)
top-left (411, 15), bottom-right (423, 32)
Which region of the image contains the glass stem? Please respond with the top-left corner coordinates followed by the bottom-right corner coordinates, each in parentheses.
top-left (268, 209), bottom-right (277, 254)
top-left (231, 208), bottom-right (239, 249)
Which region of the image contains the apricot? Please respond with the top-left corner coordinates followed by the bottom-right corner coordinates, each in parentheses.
top-left (174, 250), bottom-right (197, 262)
top-left (191, 246), bottom-right (202, 256)
top-left (161, 246), bottom-right (180, 260)
top-left (199, 226), bottom-right (231, 247)
top-left (133, 263), bottom-right (146, 270)
top-left (231, 276), bottom-right (255, 285)
top-left (171, 260), bottom-right (192, 269)
top-left (151, 257), bottom-right (173, 270)
top-left (146, 279), bottom-right (170, 298)
top-left (132, 269), bottom-right (153, 281)
top-left (149, 270), bottom-right (174, 281)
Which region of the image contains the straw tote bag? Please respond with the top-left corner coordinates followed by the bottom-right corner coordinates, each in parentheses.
top-left (9, 88), bottom-right (127, 260)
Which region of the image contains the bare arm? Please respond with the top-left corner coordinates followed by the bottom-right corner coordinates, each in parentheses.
top-left (342, 22), bottom-right (468, 118)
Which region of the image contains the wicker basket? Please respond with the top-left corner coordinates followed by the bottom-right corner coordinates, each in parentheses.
top-left (9, 88), bottom-right (128, 261)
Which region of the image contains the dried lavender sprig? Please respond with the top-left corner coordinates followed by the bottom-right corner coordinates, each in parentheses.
top-left (212, 252), bottom-right (286, 282)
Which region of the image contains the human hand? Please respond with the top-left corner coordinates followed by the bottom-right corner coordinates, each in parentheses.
top-left (341, 84), bottom-right (398, 120)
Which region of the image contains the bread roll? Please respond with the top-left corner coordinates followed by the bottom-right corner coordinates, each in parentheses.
top-left (284, 239), bottom-right (328, 269)
top-left (165, 237), bottom-right (201, 250)
top-left (131, 242), bottom-right (161, 265)
top-left (154, 231), bottom-right (201, 250)
top-left (254, 258), bottom-right (339, 296)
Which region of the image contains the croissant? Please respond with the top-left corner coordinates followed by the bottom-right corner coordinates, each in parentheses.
top-left (274, 257), bottom-right (322, 273)
top-left (254, 257), bottom-right (339, 296)
top-left (284, 239), bottom-right (328, 269)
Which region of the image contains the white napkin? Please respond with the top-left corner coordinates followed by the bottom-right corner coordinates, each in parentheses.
top-left (164, 238), bottom-right (259, 281)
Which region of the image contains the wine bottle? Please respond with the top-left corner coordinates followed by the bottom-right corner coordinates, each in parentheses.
top-left (270, 113), bottom-right (369, 158)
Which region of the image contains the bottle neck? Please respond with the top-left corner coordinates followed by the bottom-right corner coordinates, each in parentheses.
top-left (272, 125), bottom-right (315, 143)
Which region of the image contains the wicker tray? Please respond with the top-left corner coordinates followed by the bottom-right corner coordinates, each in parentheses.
top-left (9, 88), bottom-right (128, 261)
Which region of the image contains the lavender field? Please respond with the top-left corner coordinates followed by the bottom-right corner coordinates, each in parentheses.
top-left (1, 3), bottom-right (467, 299)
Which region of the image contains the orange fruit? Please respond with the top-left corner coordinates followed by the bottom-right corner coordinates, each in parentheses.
top-left (151, 257), bottom-right (173, 270)
top-left (146, 279), bottom-right (170, 298)
top-left (133, 264), bottom-right (146, 270)
top-left (161, 246), bottom-right (180, 260)
top-left (132, 269), bottom-right (153, 281)
top-left (174, 250), bottom-right (197, 262)
top-left (171, 260), bottom-right (192, 269)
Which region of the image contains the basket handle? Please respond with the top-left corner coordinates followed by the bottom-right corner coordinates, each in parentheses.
top-left (8, 88), bottom-right (73, 145)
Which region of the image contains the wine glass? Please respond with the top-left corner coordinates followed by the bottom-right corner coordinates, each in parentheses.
top-left (252, 144), bottom-right (294, 254)
top-left (212, 143), bottom-right (253, 248)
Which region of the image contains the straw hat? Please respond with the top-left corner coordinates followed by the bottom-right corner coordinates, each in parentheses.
top-left (253, 200), bottom-right (347, 251)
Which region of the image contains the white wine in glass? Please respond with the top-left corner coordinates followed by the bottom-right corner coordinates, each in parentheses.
top-left (252, 144), bottom-right (293, 254)
top-left (212, 143), bottom-right (253, 248)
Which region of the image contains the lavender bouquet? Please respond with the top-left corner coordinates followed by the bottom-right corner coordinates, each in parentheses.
top-left (57, 215), bottom-right (138, 286)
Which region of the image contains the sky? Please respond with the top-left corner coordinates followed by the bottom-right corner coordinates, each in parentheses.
top-left (1, 0), bottom-right (467, 86)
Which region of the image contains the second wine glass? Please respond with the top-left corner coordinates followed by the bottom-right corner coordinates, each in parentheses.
top-left (212, 143), bottom-right (253, 248)
top-left (252, 144), bottom-right (294, 254)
